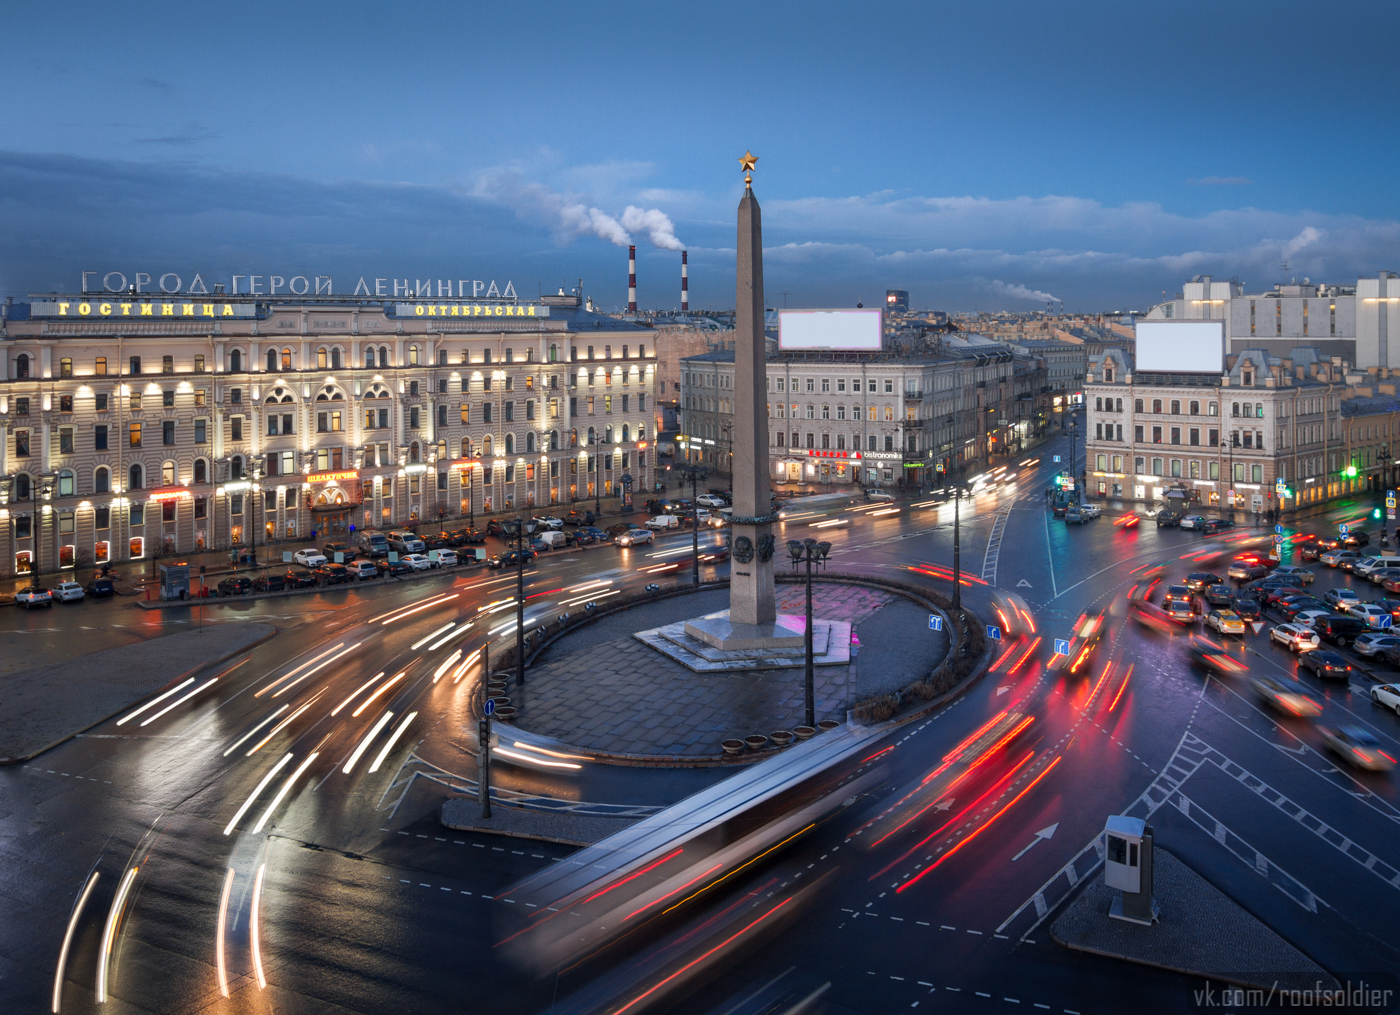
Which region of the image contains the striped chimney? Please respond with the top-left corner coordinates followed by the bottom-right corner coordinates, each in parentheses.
top-left (681, 250), bottom-right (689, 311)
top-left (627, 245), bottom-right (637, 313)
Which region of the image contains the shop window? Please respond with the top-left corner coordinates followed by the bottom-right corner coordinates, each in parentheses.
top-left (94, 540), bottom-right (110, 561)
top-left (14, 550), bottom-right (32, 574)
top-left (129, 537), bottom-right (145, 559)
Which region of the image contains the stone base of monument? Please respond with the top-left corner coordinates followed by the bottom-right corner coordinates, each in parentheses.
top-left (634, 610), bottom-right (851, 673)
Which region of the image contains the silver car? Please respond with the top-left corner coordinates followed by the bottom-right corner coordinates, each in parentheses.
top-left (1353, 633), bottom-right (1400, 658)
top-left (615, 529), bottom-right (655, 547)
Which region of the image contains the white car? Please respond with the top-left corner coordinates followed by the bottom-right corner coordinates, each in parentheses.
top-left (433, 549), bottom-right (459, 567)
top-left (866, 490), bottom-right (895, 503)
top-left (532, 516), bottom-right (565, 530)
top-left (294, 548), bottom-right (328, 567)
top-left (1344, 603), bottom-right (1392, 628)
top-left (1292, 609), bottom-right (1334, 628)
top-left (54, 581), bottom-right (86, 602)
top-left (1354, 633), bottom-right (1400, 658)
top-left (1270, 623), bottom-right (1320, 652)
top-left (1080, 503), bottom-right (1102, 519)
top-left (1371, 683), bottom-right (1400, 714)
top-left (615, 529), bottom-right (655, 547)
top-left (1271, 566), bottom-right (1314, 585)
top-left (400, 553), bottom-right (434, 571)
top-left (696, 494), bottom-right (728, 509)
top-left (1323, 588), bottom-right (1360, 609)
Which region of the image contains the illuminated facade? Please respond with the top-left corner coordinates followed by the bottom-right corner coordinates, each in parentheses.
top-left (0, 293), bottom-right (655, 577)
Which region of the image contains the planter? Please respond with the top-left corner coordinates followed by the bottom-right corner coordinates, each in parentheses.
top-left (493, 706), bottom-right (517, 720)
top-left (744, 734), bottom-right (769, 750)
top-left (486, 682), bottom-right (508, 695)
top-left (793, 726), bottom-right (816, 740)
top-left (770, 730), bottom-right (795, 746)
top-left (488, 696), bottom-right (511, 709)
top-left (817, 719), bottom-right (841, 732)
top-left (721, 739), bottom-right (746, 755)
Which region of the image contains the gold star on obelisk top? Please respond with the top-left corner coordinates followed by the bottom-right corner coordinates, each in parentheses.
top-left (739, 150), bottom-right (758, 186)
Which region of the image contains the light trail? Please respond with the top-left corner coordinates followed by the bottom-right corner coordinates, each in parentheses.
top-left (255, 643), bottom-right (345, 697)
top-left (566, 579), bottom-right (614, 592)
top-left (51, 871), bottom-right (99, 1013)
top-left (351, 673), bottom-right (404, 717)
top-left (251, 752), bottom-right (320, 833)
top-left (810, 518), bottom-right (849, 528)
top-left (116, 678), bottom-right (194, 725)
top-left (452, 649), bottom-right (482, 683)
top-left (342, 711), bottom-right (395, 774)
top-left (95, 866), bottom-right (138, 1003)
top-left (368, 712), bottom-right (418, 773)
top-left (329, 673), bottom-right (384, 717)
top-left (222, 705), bottom-right (289, 757)
top-left (247, 692), bottom-right (324, 755)
top-left (410, 622), bottom-right (455, 651)
top-left (426, 623), bottom-right (474, 651)
top-left (223, 753), bottom-right (294, 835)
top-left (494, 746), bottom-right (583, 770)
top-left (139, 675), bottom-right (220, 727)
top-left (215, 867), bottom-right (235, 996)
top-left (432, 650), bottom-right (462, 683)
top-left (1109, 663), bottom-right (1134, 712)
top-left (374, 592), bottom-right (459, 625)
top-left (509, 741), bottom-right (588, 761)
top-left (268, 643), bottom-right (361, 698)
top-left (559, 589), bottom-right (622, 608)
top-left (250, 863), bottom-right (267, 988)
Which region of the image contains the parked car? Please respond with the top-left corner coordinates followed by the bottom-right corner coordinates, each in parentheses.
top-left (1080, 503), bottom-right (1102, 519)
top-left (1251, 675), bottom-right (1323, 716)
top-left (284, 569), bottom-right (318, 588)
top-left (350, 560), bottom-right (380, 580)
top-left (696, 494), bottom-right (728, 509)
top-left (293, 548), bottom-right (328, 567)
top-left (1064, 505), bottom-right (1086, 524)
top-left (217, 576), bottom-right (254, 596)
top-left (574, 525), bottom-right (607, 545)
top-left (421, 531), bottom-right (452, 550)
top-left (322, 541), bottom-right (355, 561)
top-left (1320, 549), bottom-right (1361, 568)
top-left (1343, 603), bottom-right (1393, 629)
top-left (486, 520), bottom-right (507, 537)
top-left (54, 581), bottom-right (86, 603)
top-left (1202, 518), bottom-right (1234, 534)
top-left (1300, 650), bottom-right (1352, 680)
top-left (1186, 572), bottom-right (1223, 592)
top-left (605, 522), bottom-right (633, 538)
top-left (486, 549), bottom-right (537, 569)
top-left (16, 584), bottom-right (55, 607)
top-left (357, 531), bottom-right (390, 558)
top-left (1205, 586), bottom-right (1236, 607)
top-left (1179, 515), bottom-right (1208, 530)
top-left (866, 489), bottom-right (895, 502)
top-left (387, 530), bottom-right (426, 553)
top-left (1269, 623), bottom-right (1320, 652)
top-left (1155, 509), bottom-right (1183, 528)
top-left (253, 572), bottom-right (287, 593)
top-left (452, 528), bottom-right (486, 545)
top-left (1370, 683), bottom-right (1400, 714)
top-left (1353, 633), bottom-right (1400, 658)
top-left (565, 509), bottom-right (596, 526)
top-left (532, 515), bottom-right (565, 531)
top-left (1318, 725), bottom-right (1394, 770)
top-left (1233, 596), bottom-right (1262, 620)
top-left (376, 559), bottom-right (415, 577)
top-left (1270, 566), bottom-right (1315, 585)
top-left (1314, 614), bottom-right (1371, 647)
top-left (434, 549), bottom-right (460, 567)
top-left (615, 528), bottom-right (655, 547)
top-left (85, 577), bottom-right (117, 598)
top-left (399, 553), bottom-right (434, 571)
top-left (1203, 609), bottom-right (1244, 635)
top-left (313, 563), bottom-right (354, 585)
top-left (645, 514), bottom-right (681, 531)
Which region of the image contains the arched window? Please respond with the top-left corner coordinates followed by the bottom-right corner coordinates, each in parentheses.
top-left (1095, 397), bottom-right (1103, 411)
top-left (230, 455), bottom-right (244, 479)
top-left (317, 348), bottom-right (328, 369)
top-left (636, 422), bottom-right (646, 440)
top-left (587, 426), bottom-right (596, 446)
top-left (281, 348), bottom-right (293, 371)
top-left (409, 442), bottom-right (420, 463)
top-left (505, 433), bottom-right (515, 454)
top-left (14, 474), bottom-right (30, 501)
top-left (364, 348), bottom-right (375, 369)
top-left (526, 432), bottom-right (536, 453)
top-left (409, 345), bottom-right (420, 366)
top-left (14, 354), bottom-right (28, 379)
top-left (129, 464), bottom-right (144, 490)
top-left (549, 344), bottom-right (558, 362)
top-left (622, 423), bottom-right (630, 443)
top-left (604, 424), bottom-right (614, 444)
top-left (94, 466), bottom-right (110, 493)
top-left (1208, 401), bottom-right (1219, 416)
top-left (549, 430), bottom-right (559, 450)
top-left (193, 459), bottom-right (207, 484)
top-left (58, 469), bottom-right (74, 497)
top-left (461, 438), bottom-right (472, 457)
top-left (267, 349), bottom-right (278, 372)
top-left (331, 348), bottom-right (342, 370)
top-left (162, 461), bottom-right (175, 485)
top-left (570, 428), bottom-right (578, 447)
top-left (379, 346), bottom-right (389, 367)
top-left (229, 349), bottom-right (243, 373)
top-left (1170, 400), bottom-right (1180, 415)
top-left (436, 439), bottom-right (447, 462)
top-left (483, 434), bottom-right (493, 456)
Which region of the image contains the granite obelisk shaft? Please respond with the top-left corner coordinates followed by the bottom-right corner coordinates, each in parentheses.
top-left (729, 183), bottom-right (775, 626)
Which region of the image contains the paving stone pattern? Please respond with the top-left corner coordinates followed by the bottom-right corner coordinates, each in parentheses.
top-left (513, 583), bottom-right (949, 758)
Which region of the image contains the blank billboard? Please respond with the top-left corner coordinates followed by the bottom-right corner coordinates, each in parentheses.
top-left (1134, 321), bottom-right (1224, 373)
top-left (779, 309), bottom-right (883, 351)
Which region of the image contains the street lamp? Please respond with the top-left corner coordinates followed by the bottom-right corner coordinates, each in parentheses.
top-left (788, 538), bottom-right (831, 729)
top-left (950, 473), bottom-right (969, 610)
top-left (675, 462), bottom-right (708, 585)
top-left (501, 516), bottom-right (538, 686)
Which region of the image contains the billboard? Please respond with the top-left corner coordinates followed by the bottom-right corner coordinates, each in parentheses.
top-left (779, 309), bottom-right (883, 351)
top-left (1134, 321), bottom-right (1225, 373)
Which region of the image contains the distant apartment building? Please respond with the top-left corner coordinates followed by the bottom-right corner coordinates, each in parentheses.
top-left (886, 289), bottom-right (909, 313)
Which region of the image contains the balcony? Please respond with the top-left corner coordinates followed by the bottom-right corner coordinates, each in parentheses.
top-left (902, 390), bottom-right (925, 400)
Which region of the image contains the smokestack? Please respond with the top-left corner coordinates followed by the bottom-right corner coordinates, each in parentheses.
top-left (681, 250), bottom-right (689, 311)
top-left (628, 245), bottom-right (637, 313)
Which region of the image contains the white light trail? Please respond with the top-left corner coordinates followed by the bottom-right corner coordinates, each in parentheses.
top-left (247, 693), bottom-right (323, 755)
top-left (377, 593), bottom-right (459, 625)
top-left (452, 649), bottom-right (481, 684)
top-left (95, 866), bottom-right (138, 1003)
top-left (494, 747), bottom-right (583, 770)
top-left (271, 643), bottom-right (361, 697)
top-left (251, 752), bottom-right (320, 834)
top-left (250, 863), bottom-right (267, 989)
top-left (52, 871), bottom-right (99, 1013)
top-left (222, 705), bottom-right (289, 757)
top-left (352, 673), bottom-right (404, 718)
top-left (559, 589), bottom-right (622, 608)
top-left (368, 712), bottom-right (418, 773)
top-left (223, 753), bottom-right (294, 835)
top-left (255, 643), bottom-right (345, 697)
top-left (426, 622), bottom-right (473, 651)
top-left (215, 868), bottom-right (235, 997)
top-left (139, 676), bottom-right (219, 727)
top-left (432, 650), bottom-right (462, 683)
top-left (811, 518), bottom-right (849, 528)
top-left (566, 579), bottom-right (613, 592)
top-left (410, 622), bottom-right (456, 650)
top-left (342, 711), bottom-right (394, 774)
top-left (116, 678), bottom-right (194, 725)
top-left (329, 673), bottom-right (384, 717)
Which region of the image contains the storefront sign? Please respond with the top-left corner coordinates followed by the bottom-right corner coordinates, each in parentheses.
top-left (395, 303), bottom-right (548, 319)
top-left (148, 488), bottom-right (192, 502)
top-left (804, 449), bottom-right (861, 459)
top-left (451, 458), bottom-right (482, 470)
top-left (307, 470), bottom-right (359, 484)
top-left (32, 301), bottom-right (257, 318)
top-left (78, 271), bottom-right (517, 300)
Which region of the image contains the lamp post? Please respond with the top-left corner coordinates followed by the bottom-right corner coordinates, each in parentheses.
top-left (675, 462), bottom-right (708, 585)
top-left (951, 474), bottom-right (967, 610)
top-left (594, 449), bottom-right (602, 518)
top-left (788, 538), bottom-right (831, 729)
top-left (1227, 443), bottom-right (1236, 523)
top-left (501, 516), bottom-right (538, 686)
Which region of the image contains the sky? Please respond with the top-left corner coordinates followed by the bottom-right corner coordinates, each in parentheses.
top-left (3, 0), bottom-right (1398, 313)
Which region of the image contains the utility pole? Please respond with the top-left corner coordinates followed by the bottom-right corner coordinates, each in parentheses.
top-left (788, 538), bottom-right (831, 729)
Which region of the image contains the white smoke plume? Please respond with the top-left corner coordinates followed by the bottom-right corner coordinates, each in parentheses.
top-left (471, 170), bottom-right (681, 249)
top-left (990, 279), bottom-right (1060, 303)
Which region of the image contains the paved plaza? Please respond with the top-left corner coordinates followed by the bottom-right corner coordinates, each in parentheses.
top-left (508, 582), bottom-right (949, 759)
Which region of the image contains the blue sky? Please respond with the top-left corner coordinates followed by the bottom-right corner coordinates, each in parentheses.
top-left (3, 0), bottom-right (1397, 312)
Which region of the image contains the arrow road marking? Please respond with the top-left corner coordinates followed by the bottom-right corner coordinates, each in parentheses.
top-left (998, 686), bottom-right (1012, 696)
top-left (1017, 579), bottom-right (1033, 588)
top-left (933, 798), bottom-right (955, 812)
top-left (1012, 823), bottom-right (1059, 862)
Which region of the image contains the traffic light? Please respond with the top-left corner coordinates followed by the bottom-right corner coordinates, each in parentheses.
top-left (1344, 464), bottom-right (1359, 478)
top-left (1374, 508), bottom-right (1383, 520)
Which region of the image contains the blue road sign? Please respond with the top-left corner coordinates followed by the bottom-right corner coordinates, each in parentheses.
top-left (484, 699), bottom-right (495, 716)
top-left (987, 625), bottom-right (1002, 641)
top-left (1053, 455), bottom-right (1062, 463)
top-left (928, 614), bottom-right (943, 631)
top-left (1275, 525), bottom-right (1283, 534)
top-left (1054, 638), bottom-right (1071, 656)
top-left (1382, 615), bottom-right (1394, 630)
top-left (1274, 534), bottom-right (1284, 543)
top-left (1340, 523), bottom-right (1349, 534)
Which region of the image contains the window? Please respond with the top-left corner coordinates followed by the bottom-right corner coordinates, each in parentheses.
top-left (438, 404), bottom-right (447, 427)
top-left (231, 416), bottom-right (243, 442)
top-left (409, 345), bottom-right (420, 366)
top-left (1170, 427), bottom-right (1181, 445)
top-left (318, 348), bottom-right (328, 370)
top-left (96, 506), bottom-right (110, 528)
top-left (195, 354), bottom-right (205, 373)
top-left (59, 427), bottom-right (74, 454)
top-left (194, 459), bottom-right (206, 484)
top-left (1134, 398), bottom-right (1143, 412)
top-left (161, 420), bottom-right (175, 446)
top-left (129, 463), bottom-right (144, 489)
top-left (162, 461), bottom-right (175, 485)
top-left (95, 425), bottom-right (108, 451)
top-left (129, 422), bottom-right (142, 447)
top-left (1189, 428), bottom-right (1199, 446)
top-left (14, 397), bottom-right (27, 416)
top-left (230, 349), bottom-right (243, 372)
top-left (162, 355), bottom-right (173, 374)
top-left (1152, 426), bottom-right (1162, 444)
top-left (60, 357), bottom-right (72, 378)
top-left (95, 356), bottom-right (107, 376)
top-left (504, 402), bottom-right (514, 422)
top-left (281, 348), bottom-right (292, 371)
top-left (1152, 399), bottom-right (1162, 413)
top-left (409, 380), bottom-right (420, 396)
top-left (58, 469), bottom-right (74, 496)
top-left (230, 388), bottom-right (242, 404)
top-left (1134, 425), bottom-right (1144, 442)
top-left (127, 356), bottom-right (140, 376)
top-left (483, 403), bottom-right (493, 423)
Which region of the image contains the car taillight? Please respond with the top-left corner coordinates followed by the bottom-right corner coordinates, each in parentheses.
top-left (1381, 751), bottom-right (1397, 763)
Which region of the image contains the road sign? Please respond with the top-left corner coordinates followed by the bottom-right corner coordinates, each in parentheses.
top-left (928, 614), bottom-right (943, 631)
top-left (986, 625), bottom-right (1002, 641)
top-left (1383, 615), bottom-right (1394, 630)
top-left (1053, 455), bottom-right (1062, 463)
top-left (1250, 621), bottom-right (1265, 634)
top-left (1388, 494), bottom-right (1396, 508)
top-left (1340, 524), bottom-right (1349, 534)
top-left (1054, 638), bottom-right (1071, 655)
top-left (1275, 525), bottom-right (1283, 534)
top-left (484, 698), bottom-right (495, 716)
top-left (1274, 534), bottom-right (1284, 544)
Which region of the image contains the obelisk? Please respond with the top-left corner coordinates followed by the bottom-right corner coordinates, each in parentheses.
top-left (728, 151), bottom-right (777, 627)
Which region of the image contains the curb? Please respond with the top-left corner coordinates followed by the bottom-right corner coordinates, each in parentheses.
top-left (0, 624), bottom-right (279, 765)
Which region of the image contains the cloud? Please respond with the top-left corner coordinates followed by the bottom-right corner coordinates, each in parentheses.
top-left (1186, 175), bottom-right (1254, 186)
top-left (620, 205), bottom-right (682, 250)
top-left (989, 279), bottom-right (1059, 303)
